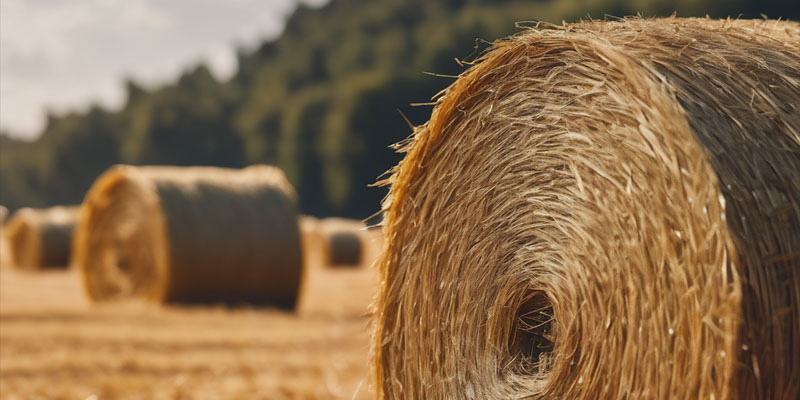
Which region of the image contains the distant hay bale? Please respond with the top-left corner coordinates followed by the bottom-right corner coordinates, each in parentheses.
top-left (299, 215), bottom-right (325, 269)
top-left (299, 216), bottom-right (384, 268)
top-left (373, 18), bottom-right (800, 399)
top-left (4, 205), bottom-right (79, 270)
top-left (0, 205), bottom-right (9, 268)
top-left (73, 165), bottom-right (303, 309)
top-left (328, 232), bottom-right (362, 266)
top-left (318, 218), bottom-right (365, 267)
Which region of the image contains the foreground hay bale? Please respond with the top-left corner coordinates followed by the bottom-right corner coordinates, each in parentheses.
top-left (74, 165), bottom-right (303, 308)
top-left (4, 206), bottom-right (79, 269)
top-left (373, 18), bottom-right (800, 399)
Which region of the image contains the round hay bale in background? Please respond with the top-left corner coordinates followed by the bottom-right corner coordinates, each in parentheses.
top-left (318, 218), bottom-right (365, 267)
top-left (299, 216), bottom-right (384, 268)
top-left (328, 232), bottom-right (362, 267)
top-left (0, 205), bottom-right (9, 268)
top-left (4, 205), bottom-right (80, 270)
top-left (299, 215), bottom-right (325, 269)
top-left (73, 165), bottom-right (303, 309)
top-left (373, 18), bottom-right (800, 399)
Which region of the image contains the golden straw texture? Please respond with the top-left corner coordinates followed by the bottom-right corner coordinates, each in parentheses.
top-left (372, 18), bottom-right (800, 399)
top-left (4, 205), bottom-right (79, 270)
top-left (73, 165), bottom-right (303, 308)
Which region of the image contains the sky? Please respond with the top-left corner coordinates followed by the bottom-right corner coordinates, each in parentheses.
top-left (0, 0), bottom-right (327, 139)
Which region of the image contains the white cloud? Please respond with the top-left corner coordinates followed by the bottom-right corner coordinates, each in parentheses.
top-left (0, 0), bottom-right (326, 139)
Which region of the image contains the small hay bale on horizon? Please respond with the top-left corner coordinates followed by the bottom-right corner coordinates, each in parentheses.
top-left (4, 205), bottom-right (80, 270)
top-left (318, 218), bottom-right (365, 267)
top-left (299, 216), bottom-right (385, 268)
top-left (73, 164), bottom-right (303, 309)
top-left (298, 215), bottom-right (325, 269)
top-left (0, 205), bottom-right (9, 268)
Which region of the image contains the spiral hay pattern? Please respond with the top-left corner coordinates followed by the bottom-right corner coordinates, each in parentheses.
top-left (372, 18), bottom-right (800, 399)
top-left (5, 205), bottom-right (79, 270)
top-left (73, 165), bottom-right (303, 308)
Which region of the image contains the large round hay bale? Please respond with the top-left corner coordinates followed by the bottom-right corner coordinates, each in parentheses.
top-left (4, 205), bottom-right (80, 270)
top-left (73, 165), bottom-right (303, 309)
top-left (372, 18), bottom-right (800, 399)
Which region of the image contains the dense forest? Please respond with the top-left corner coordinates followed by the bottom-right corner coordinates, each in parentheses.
top-left (2, 0), bottom-right (798, 219)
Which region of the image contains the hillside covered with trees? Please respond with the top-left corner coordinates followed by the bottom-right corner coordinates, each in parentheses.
top-left (2, 0), bottom-right (797, 218)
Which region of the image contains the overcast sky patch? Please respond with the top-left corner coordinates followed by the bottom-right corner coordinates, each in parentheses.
top-left (0, 0), bottom-right (327, 139)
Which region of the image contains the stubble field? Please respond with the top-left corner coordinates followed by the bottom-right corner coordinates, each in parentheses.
top-left (0, 256), bottom-right (378, 399)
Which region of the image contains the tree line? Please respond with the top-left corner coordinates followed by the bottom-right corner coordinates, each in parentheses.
top-left (1, 0), bottom-right (796, 219)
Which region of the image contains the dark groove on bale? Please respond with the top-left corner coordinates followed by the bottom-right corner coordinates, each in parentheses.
top-left (643, 29), bottom-right (800, 400)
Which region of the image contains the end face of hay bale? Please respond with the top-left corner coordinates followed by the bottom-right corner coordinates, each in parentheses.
top-left (73, 165), bottom-right (170, 302)
top-left (373, 18), bottom-right (800, 400)
top-left (74, 164), bottom-right (304, 309)
top-left (5, 206), bottom-right (79, 270)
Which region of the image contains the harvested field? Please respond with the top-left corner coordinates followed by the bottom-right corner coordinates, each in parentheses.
top-left (0, 254), bottom-right (378, 399)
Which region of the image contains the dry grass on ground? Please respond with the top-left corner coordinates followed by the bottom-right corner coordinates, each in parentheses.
top-left (0, 256), bottom-right (378, 399)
